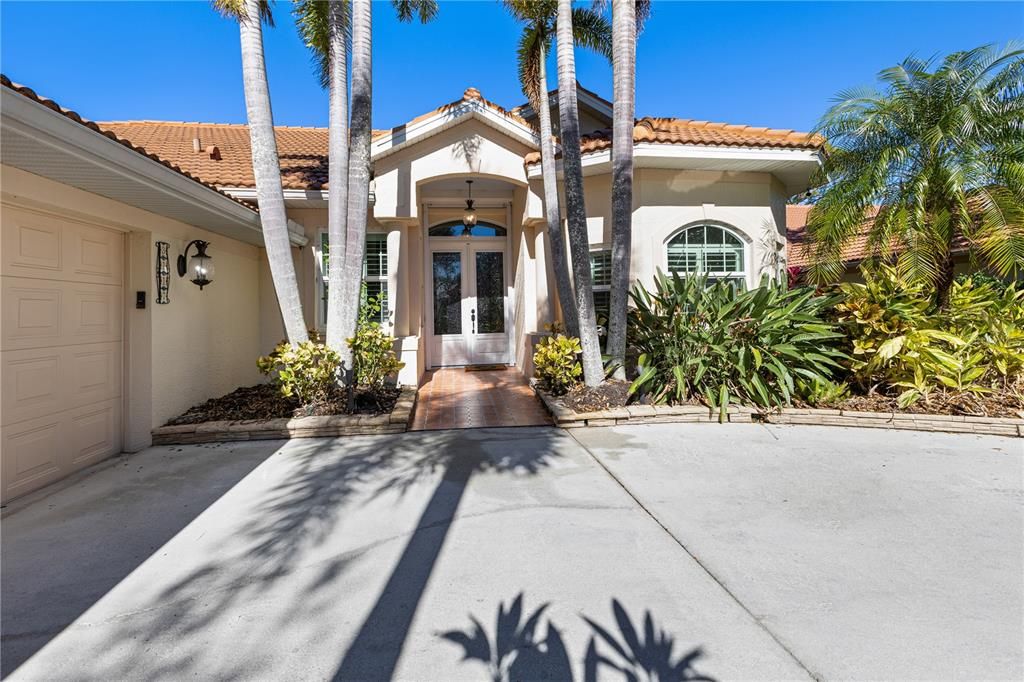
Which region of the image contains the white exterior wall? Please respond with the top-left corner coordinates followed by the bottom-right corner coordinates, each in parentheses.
top-left (2, 165), bottom-right (263, 440)
top-left (373, 119), bottom-right (538, 220)
top-left (629, 168), bottom-right (788, 289)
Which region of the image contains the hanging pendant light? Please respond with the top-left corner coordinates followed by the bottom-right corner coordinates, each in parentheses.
top-left (462, 179), bottom-right (477, 235)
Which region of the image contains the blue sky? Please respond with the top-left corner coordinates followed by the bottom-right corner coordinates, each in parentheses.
top-left (1, 1), bottom-right (1020, 132)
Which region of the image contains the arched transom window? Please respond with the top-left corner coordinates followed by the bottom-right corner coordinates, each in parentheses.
top-left (428, 220), bottom-right (507, 237)
top-left (667, 224), bottom-right (746, 285)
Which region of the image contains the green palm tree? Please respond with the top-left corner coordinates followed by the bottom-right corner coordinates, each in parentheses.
top-left (606, 0), bottom-right (649, 379)
top-left (335, 0), bottom-right (435, 388)
top-left (806, 43), bottom-right (1024, 305)
top-left (555, 0), bottom-right (604, 387)
top-left (336, 0), bottom-right (373, 384)
top-left (294, 0), bottom-right (436, 384)
top-left (294, 0), bottom-right (349, 355)
top-left (502, 0), bottom-right (611, 340)
top-left (213, 0), bottom-right (309, 344)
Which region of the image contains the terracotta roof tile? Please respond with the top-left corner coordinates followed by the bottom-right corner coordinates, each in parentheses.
top-left (98, 120), bottom-right (336, 190)
top-left (786, 204), bottom-right (970, 269)
top-left (99, 87), bottom-right (534, 190)
top-left (1, 75), bottom-right (257, 212)
top-left (524, 116), bottom-right (823, 165)
top-left (13, 76), bottom-right (820, 193)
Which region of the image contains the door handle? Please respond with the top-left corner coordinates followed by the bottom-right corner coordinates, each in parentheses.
top-left (471, 309), bottom-right (476, 335)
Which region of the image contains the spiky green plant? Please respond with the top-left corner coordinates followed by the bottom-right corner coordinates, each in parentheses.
top-left (628, 273), bottom-right (848, 420)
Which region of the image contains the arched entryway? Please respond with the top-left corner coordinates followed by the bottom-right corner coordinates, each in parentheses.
top-left (419, 176), bottom-right (520, 368)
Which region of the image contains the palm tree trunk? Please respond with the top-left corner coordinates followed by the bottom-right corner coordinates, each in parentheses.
top-left (555, 0), bottom-right (603, 387)
top-left (324, 0), bottom-right (350, 355)
top-left (536, 41), bottom-right (580, 338)
top-left (238, 0), bottom-right (308, 345)
top-left (338, 0), bottom-right (372, 387)
top-left (606, 0), bottom-right (635, 380)
top-left (935, 249), bottom-right (957, 308)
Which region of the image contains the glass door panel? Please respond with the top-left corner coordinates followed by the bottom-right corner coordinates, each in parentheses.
top-left (474, 251), bottom-right (505, 334)
top-left (432, 252), bottom-right (463, 335)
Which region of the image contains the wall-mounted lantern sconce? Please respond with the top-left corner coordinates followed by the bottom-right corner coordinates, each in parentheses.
top-left (177, 240), bottom-right (215, 289)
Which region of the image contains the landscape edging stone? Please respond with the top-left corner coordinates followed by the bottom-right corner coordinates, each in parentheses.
top-left (530, 384), bottom-right (1022, 438)
top-left (151, 385), bottom-right (418, 445)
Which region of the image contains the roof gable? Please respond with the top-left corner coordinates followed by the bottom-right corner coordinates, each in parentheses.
top-left (370, 87), bottom-right (539, 161)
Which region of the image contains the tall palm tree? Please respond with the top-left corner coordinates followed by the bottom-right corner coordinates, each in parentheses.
top-left (555, 0), bottom-right (603, 386)
top-left (503, 0), bottom-right (611, 340)
top-left (214, 0), bottom-right (308, 344)
top-left (294, 0), bottom-right (349, 355)
top-left (334, 0), bottom-right (437, 385)
top-left (335, 0), bottom-right (372, 383)
top-left (605, 0), bottom-right (648, 379)
top-left (807, 43), bottom-right (1024, 305)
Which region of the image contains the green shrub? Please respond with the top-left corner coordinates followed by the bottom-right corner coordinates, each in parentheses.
top-left (628, 272), bottom-right (847, 418)
top-left (946, 276), bottom-right (1024, 382)
top-left (797, 376), bottom-right (851, 407)
top-left (257, 340), bottom-right (341, 404)
top-left (836, 266), bottom-right (1024, 407)
top-left (348, 289), bottom-right (404, 392)
top-left (534, 334), bottom-right (582, 395)
top-left (955, 271), bottom-right (1008, 289)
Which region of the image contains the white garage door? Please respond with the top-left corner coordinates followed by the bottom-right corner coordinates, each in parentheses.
top-left (1, 205), bottom-right (124, 501)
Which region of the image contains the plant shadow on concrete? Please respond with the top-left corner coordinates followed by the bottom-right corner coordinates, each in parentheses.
top-left (441, 593), bottom-right (716, 682)
top-left (64, 427), bottom-right (565, 681)
top-left (0, 441), bottom-right (279, 677)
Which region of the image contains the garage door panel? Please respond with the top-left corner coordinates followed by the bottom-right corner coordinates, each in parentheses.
top-left (1, 207), bottom-right (122, 285)
top-left (1, 210), bottom-right (124, 502)
top-left (69, 223), bottom-right (123, 284)
top-left (2, 350), bottom-right (62, 424)
top-left (68, 343), bottom-right (121, 410)
top-left (68, 399), bottom-right (121, 467)
top-left (2, 213), bottom-right (63, 274)
top-left (3, 283), bottom-right (62, 347)
top-left (1, 417), bottom-right (64, 499)
top-left (2, 343), bottom-right (121, 425)
top-left (2, 278), bottom-right (121, 350)
top-left (68, 285), bottom-right (121, 342)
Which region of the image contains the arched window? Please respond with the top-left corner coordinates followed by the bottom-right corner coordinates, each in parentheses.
top-left (428, 220), bottom-right (507, 237)
top-left (667, 224), bottom-right (746, 285)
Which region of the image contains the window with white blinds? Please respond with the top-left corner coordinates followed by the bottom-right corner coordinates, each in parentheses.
top-left (667, 224), bottom-right (746, 286)
top-left (589, 249), bottom-right (611, 333)
top-left (318, 232), bottom-right (389, 327)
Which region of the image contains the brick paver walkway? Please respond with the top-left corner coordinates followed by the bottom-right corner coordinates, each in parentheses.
top-left (410, 367), bottom-right (551, 430)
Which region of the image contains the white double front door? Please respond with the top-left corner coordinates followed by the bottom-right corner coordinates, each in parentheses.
top-left (428, 238), bottom-right (509, 367)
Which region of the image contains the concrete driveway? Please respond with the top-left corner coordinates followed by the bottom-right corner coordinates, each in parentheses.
top-left (2, 424), bottom-right (1021, 680)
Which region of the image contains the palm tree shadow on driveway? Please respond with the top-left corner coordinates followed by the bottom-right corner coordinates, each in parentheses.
top-left (60, 426), bottom-right (568, 680)
top-left (331, 426), bottom-right (562, 680)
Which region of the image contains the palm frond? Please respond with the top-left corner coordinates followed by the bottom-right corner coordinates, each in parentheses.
top-left (293, 0), bottom-right (349, 89)
top-left (212, 0), bottom-right (274, 26)
top-left (516, 25), bottom-right (545, 109)
top-left (570, 6), bottom-right (612, 61)
top-left (392, 0), bottom-right (438, 23)
top-left (591, 0), bottom-right (650, 33)
top-left (805, 42), bottom-right (1024, 297)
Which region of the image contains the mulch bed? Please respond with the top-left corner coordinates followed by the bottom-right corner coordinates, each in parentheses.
top-left (819, 388), bottom-right (1024, 420)
top-left (554, 380), bottom-right (1023, 420)
top-left (559, 381), bottom-right (633, 412)
top-left (165, 383), bottom-right (400, 426)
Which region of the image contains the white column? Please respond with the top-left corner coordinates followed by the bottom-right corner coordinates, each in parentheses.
top-left (385, 224), bottom-right (404, 335)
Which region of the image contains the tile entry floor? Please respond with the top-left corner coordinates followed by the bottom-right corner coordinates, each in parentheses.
top-left (410, 367), bottom-right (551, 430)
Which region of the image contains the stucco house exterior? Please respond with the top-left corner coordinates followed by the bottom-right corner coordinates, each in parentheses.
top-left (0, 76), bottom-right (822, 499)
